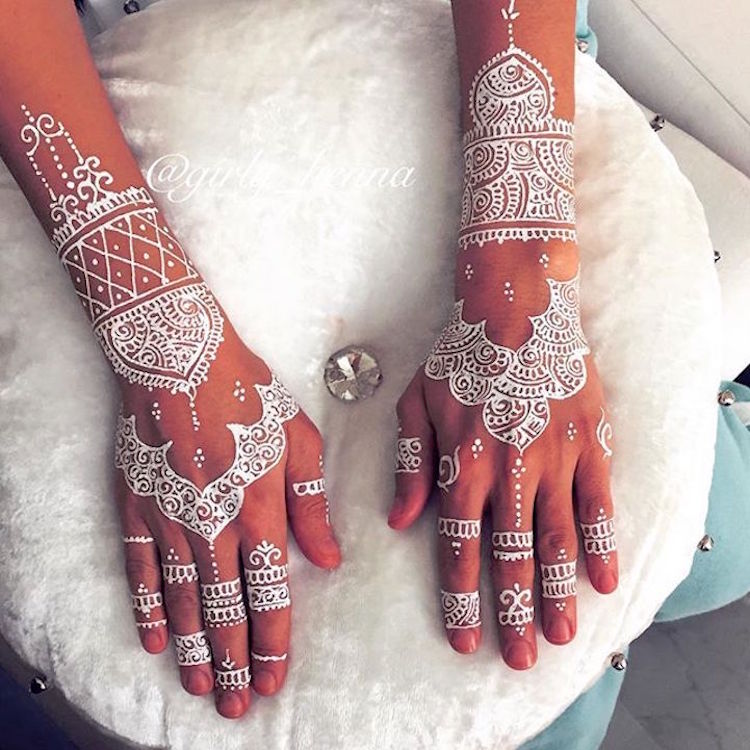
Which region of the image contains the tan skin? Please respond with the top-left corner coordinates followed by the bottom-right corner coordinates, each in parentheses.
top-left (390, 0), bottom-right (618, 670)
top-left (0, 2), bottom-right (340, 720)
top-left (0, 0), bottom-right (617, 723)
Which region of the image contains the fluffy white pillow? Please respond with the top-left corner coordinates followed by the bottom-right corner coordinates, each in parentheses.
top-left (0, 0), bottom-right (721, 747)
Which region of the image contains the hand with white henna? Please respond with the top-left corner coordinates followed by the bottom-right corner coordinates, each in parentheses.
top-left (389, 0), bottom-right (618, 670)
top-left (0, 2), bottom-right (340, 719)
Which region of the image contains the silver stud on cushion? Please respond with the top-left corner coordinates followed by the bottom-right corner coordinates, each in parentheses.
top-left (29, 675), bottom-right (49, 694)
top-left (650, 114), bottom-right (666, 131)
top-left (576, 38), bottom-right (589, 53)
top-left (718, 389), bottom-right (736, 406)
top-left (697, 534), bottom-right (714, 552)
top-left (610, 653), bottom-right (628, 671)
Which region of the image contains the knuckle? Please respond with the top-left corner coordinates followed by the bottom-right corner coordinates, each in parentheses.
top-left (578, 494), bottom-right (612, 524)
top-left (125, 556), bottom-right (160, 587)
top-left (164, 583), bottom-right (201, 614)
top-left (537, 528), bottom-right (575, 560)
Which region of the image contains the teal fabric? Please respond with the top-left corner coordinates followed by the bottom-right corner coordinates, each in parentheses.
top-left (656, 380), bottom-right (750, 621)
top-left (522, 381), bottom-right (750, 749)
top-left (519, 649), bottom-right (628, 750)
top-left (575, 0), bottom-right (598, 58)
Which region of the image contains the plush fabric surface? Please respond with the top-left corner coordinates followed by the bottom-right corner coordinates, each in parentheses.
top-left (656, 381), bottom-right (750, 622)
top-left (0, 0), bottom-right (721, 747)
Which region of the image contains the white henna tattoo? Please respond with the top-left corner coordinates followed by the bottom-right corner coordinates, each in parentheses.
top-left (511, 456), bottom-right (526, 528)
top-left (115, 376), bottom-right (298, 542)
top-left (131, 589), bottom-right (163, 618)
top-left (459, 2), bottom-right (575, 249)
top-left (437, 447), bottom-right (461, 492)
top-left (135, 618), bottom-right (167, 630)
top-left (20, 107), bottom-right (224, 399)
top-left (471, 438), bottom-right (484, 459)
top-left (492, 530), bottom-right (533, 561)
top-left (497, 582), bottom-right (534, 635)
top-left (201, 578), bottom-right (248, 628)
top-left (395, 437), bottom-right (423, 474)
top-left (424, 273), bottom-right (589, 453)
top-left (122, 535), bottom-right (154, 544)
top-left (251, 651), bottom-right (287, 662)
top-left (215, 650), bottom-right (251, 691)
top-left (596, 408), bottom-right (614, 459)
top-left (174, 631), bottom-right (212, 666)
top-left (540, 561), bottom-right (577, 599)
top-left (580, 517), bottom-right (616, 564)
top-left (162, 562), bottom-right (199, 585)
top-left (244, 541), bottom-right (290, 612)
top-left (292, 478), bottom-right (325, 497)
top-left (440, 590), bottom-right (481, 629)
top-left (438, 517), bottom-right (481, 540)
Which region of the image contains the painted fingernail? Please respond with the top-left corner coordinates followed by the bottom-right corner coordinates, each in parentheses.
top-left (253, 669), bottom-right (277, 695)
top-left (141, 628), bottom-right (166, 653)
top-left (185, 668), bottom-right (212, 695)
top-left (505, 642), bottom-right (536, 670)
top-left (217, 691), bottom-right (245, 719)
top-left (596, 570), bottom-right (618, 593)
top-left (547, 618), bottom-right (573, 644)
top-left (448, 628), bottom-right (479, 654)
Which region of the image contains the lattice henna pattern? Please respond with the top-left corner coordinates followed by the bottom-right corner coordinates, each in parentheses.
top-left (440, 590), bottom-right (481, 630)
top-left (174, 631), bottom-right (212, 666)
top-left (425, 272), bottom-right (589, 452)
top-left (115, 376), bottom-right (299, 542)
top-left (459, 2), bottom-right (575, 248)
top-left (19, 106), bottom-right (223, 398)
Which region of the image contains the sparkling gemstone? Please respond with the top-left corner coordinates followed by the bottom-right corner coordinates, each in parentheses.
top-left (697, 534), bottom-right (714, 552)
top-left (717, 389), bottom-right (736, 406)
top-left (324, 346), bottom-right (382, 401)
top-left (576, 38), bottom-right (589, 53)
top-left (650, 114), bottom-right (666, 132)
top-left (610, 653), bottom-right (628, 672)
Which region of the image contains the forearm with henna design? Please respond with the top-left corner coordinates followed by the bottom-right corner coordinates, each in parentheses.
top-left (0, 2), bottom-right (340, 719)
top-left (391, 0), bottom-right (617, 671)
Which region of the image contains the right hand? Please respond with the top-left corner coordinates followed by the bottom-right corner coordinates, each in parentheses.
top-left (116, 317), bottom-right (341, 719)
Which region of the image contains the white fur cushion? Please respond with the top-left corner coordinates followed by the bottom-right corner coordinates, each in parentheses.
top-left (0, 0), bottom-right (721, 747)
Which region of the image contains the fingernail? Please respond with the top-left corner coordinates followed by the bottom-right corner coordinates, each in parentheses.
top-left (505, 642), bottom-right (536, 670)
top-left (185, 668), bottom-right (212, 695)
top-left (547, 618), bottom-right (574, 644)
top-left (217, 691), bottom-right (245, 719)
top-left (448, 628), bottom-right (479, 654)
top-left (142, 628), bottom-right (166, 653)
top-left (253, 669), bottom-right (277, 695)
top-left (596, 570), bottom-right (618, 593)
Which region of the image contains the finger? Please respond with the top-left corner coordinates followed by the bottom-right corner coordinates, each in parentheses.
top-left (118, 480), bottom-right (168, 655)
top-left (194, 540), bottom-right (251, 720)
top-left (574, 441), bottom-right (618, 594)
top-left (243, 534), bottom-right (291, 697)
top-left (389, 374), bottom-right (436, 529)
top-left (286, 412), bottom-right (341, 569)
top-left (491, 454), bottom-right (538, 670)
top-left (437, 453), bottom-right (486, 654)
top-left (156, 536), bottom-right (213, 696)
top-left (535, 478), bottom-right (579, 647)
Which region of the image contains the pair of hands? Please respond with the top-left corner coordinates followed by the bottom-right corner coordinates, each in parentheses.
top-left (116, 265), bottom-right (617, 719)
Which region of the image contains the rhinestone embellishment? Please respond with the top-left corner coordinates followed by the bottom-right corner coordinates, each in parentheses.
top-left (324, 345), bottom-right (382, 401)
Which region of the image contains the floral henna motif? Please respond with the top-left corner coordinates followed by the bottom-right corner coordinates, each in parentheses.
top-left (244, 540), bottom-right (290, 612)
top-left (395, 437), bottom-right (423, 474)
top-left (497, 582), bottom-right (534, 636)
top-left (19, 106), bottom-right (223, 398)
top-left (114, 376), bottom-right (299, 542)
top-left (174, 631), bottom-right (212, 666)
top-left (459, 1), bottom-right (575, 248)
top-left (440, 590), bottom-right (481, 630)
top-left (424, 273), bottom-right (589, 452)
